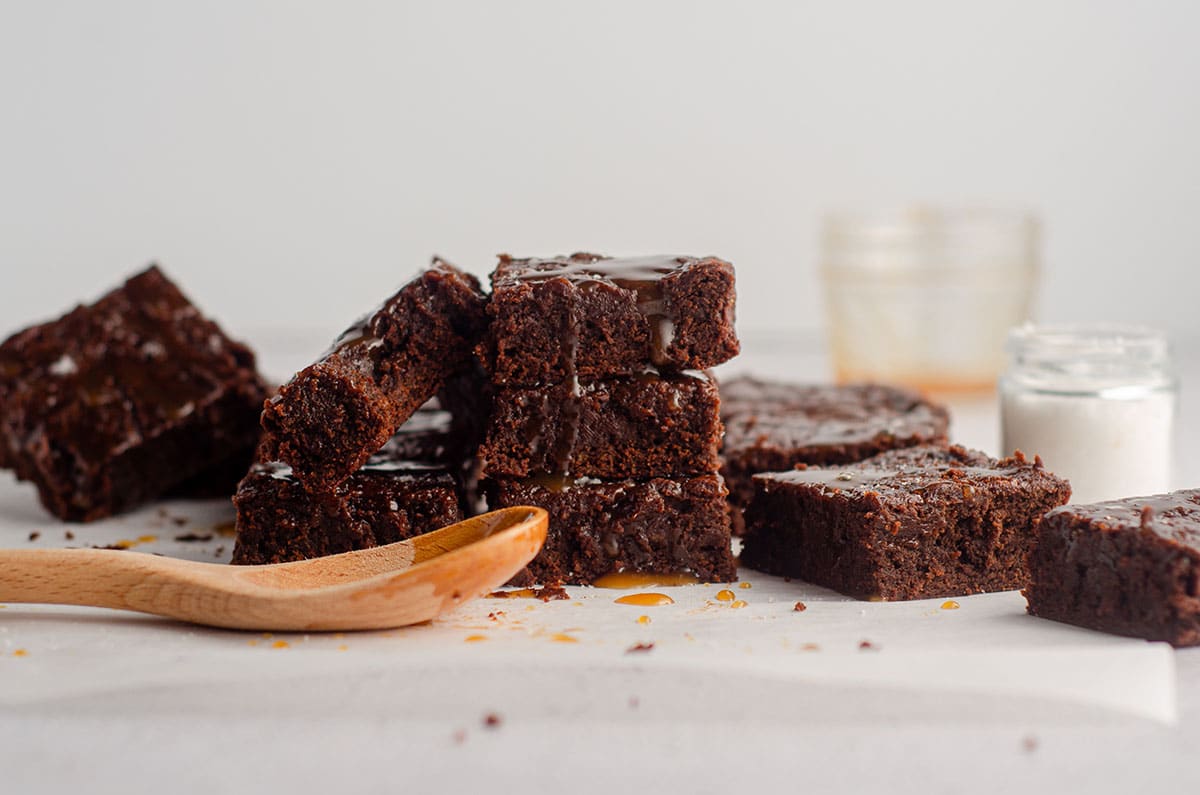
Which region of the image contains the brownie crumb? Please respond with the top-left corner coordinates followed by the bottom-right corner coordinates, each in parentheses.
top-left (64, 530), bottom-right (75, 541)
top-left (858, 640), bottom-right (877, 651)
top-left (626, 642), bottom-right (655, 654)
top-left (1022, 735), bottom-right (1038, 753)
top-left (539, 584), bottom-right (570, 602)
top-left (482, 712), bottom-right (502, 729)
top-left (175, 533), bottom-right (214, 543)
top-left (214, 545), bottom-right (226, 558)
top-left (27, 531), bottom-right (40, 542)
top-left (172, 516), bottom-right (189, 526)
top-left (793, 601), bottom-right (807, 612)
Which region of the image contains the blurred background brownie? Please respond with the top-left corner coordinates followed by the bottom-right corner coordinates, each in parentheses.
top-left (481, 253), bottom-right (739, 387)
top-left (740, 445), bottom-right (1070, 600)
top-left (488, 474), bottom-right (737, 586)
top-left (719, 378), bottom-right (950, 528)
top-left (480, 370), bottom-right (722, 479)
top-left (0, 265), bottom-right (268, 522)
top-left (1025, 489), bottom-right (1200, 646)
top-left (260, 258), bottom-right (488, 491)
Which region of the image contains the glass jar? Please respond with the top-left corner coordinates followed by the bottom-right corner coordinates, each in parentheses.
top-left (821, 206), bottom-right (1039, 393)
top-left (999, 324), bottom-right (1177, 504)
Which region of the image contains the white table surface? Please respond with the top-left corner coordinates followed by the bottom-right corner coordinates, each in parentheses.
top-left (3, 332), bottom-right (1199, 794)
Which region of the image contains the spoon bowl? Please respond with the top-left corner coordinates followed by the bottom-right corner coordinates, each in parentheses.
top-left (0, 507), bottom-right (548, 631)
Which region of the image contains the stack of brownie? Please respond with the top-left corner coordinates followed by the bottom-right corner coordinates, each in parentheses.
top-left (476, 253), bottom-right (741, 585)
top-left (231, 260), bottom-right (489, 564)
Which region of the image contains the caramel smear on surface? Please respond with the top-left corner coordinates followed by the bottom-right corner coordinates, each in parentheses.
top-left (636, 615), bottom-right (651, 625)
top-left (136, 534), bottom-right (158, 544)
top-left (272, 640), bottom-right (290, 649)
top-left (738, 582), bottom-right (752, 590)
top-left (464, 635), bottom-right (488, 643)
top-left (214, 521), bottom-right (237, 537)
top-left (715, 589), bottom-right (736, 602)
top-left (941, 600), bottom-right (961, 610)
top-left (614, 593), bottom-right (674, 607)
top-left (12, 649), bottom-right (28, 658)
top-left (592, 572), bottom-right (700, 589)
top-left (550, 633), bottom-right (578, 644)
top-left (730, 600), bottom-right (749, 609)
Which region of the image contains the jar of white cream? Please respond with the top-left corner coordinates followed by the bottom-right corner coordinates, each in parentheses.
top-left (999, 324), bottom-right (1177, 504)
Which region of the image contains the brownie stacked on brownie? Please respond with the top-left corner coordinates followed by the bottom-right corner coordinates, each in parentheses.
top-left (719, 378), bottom-right (949, 532)
top-left (0, 266), bottom-right (269, 521)
top-left (232, 260), bottom-right (489, 564)
top-left (478, 253), bottom-right (741, 585)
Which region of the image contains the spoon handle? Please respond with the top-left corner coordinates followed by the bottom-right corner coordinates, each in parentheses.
top-left (0, 548), bottom-right (205, 613)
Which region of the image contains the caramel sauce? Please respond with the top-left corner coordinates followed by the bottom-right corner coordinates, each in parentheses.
top-left (136, 534), bottom-right (158, 544)
top-left (941, 600), bottom-right (961, 610)
top-left (12, 649), bottom-right (28, 658)
top-left (464, 635), bottom-right (488, 643)
top-left (488, 588), bottom-right (540, 599)
top-left (737, 581), bottom-right (752, 589)
top-left (592, 572), bottom-right (700, 589)
top-left (614, 593), bottom-right (675, 607)
top-left (636, 615), bottom-right (651, 625)
top-left (730, 600), bottom-right (749, 609)
top-left (715, 589), bottom-right (736, 602)
top-left (271, 640), bottom-right (289, 649)
top-left (550, 633), bottom-right (579, 643)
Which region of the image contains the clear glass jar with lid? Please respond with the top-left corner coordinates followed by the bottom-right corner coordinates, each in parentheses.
top-left (999, 324), bottom-right (1177, 504)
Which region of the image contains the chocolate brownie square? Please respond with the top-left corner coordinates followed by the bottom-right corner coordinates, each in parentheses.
top-left (488, 474), bottom-right (737, 586)
top-left (1025, 490), bottom-right (1200, 646)
top-left (231, 421), bottom-right (465, 565)
top-left (0, 265), bottom-right (268, 521)
top-left (479, 370), bottom-right (722, 479)
top-left (260, 258), bottom-right (488, 491)
top-left (720, 378), bottom-right (950, 516)
top-left (481, 253), bottom-right (739, 387)
top-left (741, 445), bottom-right (1070, 600)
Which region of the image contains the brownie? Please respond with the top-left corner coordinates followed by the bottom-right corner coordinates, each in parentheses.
top-left (481, 253), bottom-right (739, 387)
top-left (0, 265), bottom-right (268, 522)
top-left (479, 370), bottom-right (722, 479)
top-left (260, 259), bottom-right (488, 491)
top-left (740, 445), bottom-right (1071, 600)
top-left (1025, 490), bottom-right (1200, 646)
top-left (487, 474), bottom-right (737, 586)
top-left (231, 426), bottom-right (465, 566)
top-left (720, 378), bottom-right (950, 517)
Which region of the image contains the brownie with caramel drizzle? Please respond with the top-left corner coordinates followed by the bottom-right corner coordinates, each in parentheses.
top-left (479, 253), bottom-right (739, 388)
top-left (260, 259), bottom-right (488, 491)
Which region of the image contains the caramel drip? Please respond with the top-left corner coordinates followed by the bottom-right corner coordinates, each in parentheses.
top-left (614, 592), bottom-right (675, 606)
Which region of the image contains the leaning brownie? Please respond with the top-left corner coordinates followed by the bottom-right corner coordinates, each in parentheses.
top-left (0, 265), bottom-right (268, 522)
top-left (1025, 490), bottom-right (1200, 646)
top-left (720, 378), bottom-right (950, 517)
top-left (231, 422), bottom-right (465, 565)
top-left (488, 474), bottom-right (737, 586)
top-left (481, 253), bottom-right (739, 387)
top-left (479, 370), bottom-right (722, 479)
top-left (741, 445), bottom-right (1070, 600)
top-left (260, 259), bottom-right (488, 491)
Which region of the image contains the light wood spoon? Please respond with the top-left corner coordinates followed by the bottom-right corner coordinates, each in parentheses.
top-left (0, 507), bottom-right (547, 632)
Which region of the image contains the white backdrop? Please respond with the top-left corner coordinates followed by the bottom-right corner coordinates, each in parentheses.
top-left (1, 0), bottom-right (1197, 348)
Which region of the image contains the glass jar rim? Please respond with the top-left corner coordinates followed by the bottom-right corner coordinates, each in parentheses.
top-left (1007, 323), bottom-right (1171, 362)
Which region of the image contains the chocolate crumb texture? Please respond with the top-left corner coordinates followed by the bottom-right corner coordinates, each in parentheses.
top-left (482, 712), bottom-right (502, 729)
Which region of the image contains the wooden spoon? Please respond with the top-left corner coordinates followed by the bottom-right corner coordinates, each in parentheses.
top-left (0, 507), bottom-right (547, 632)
